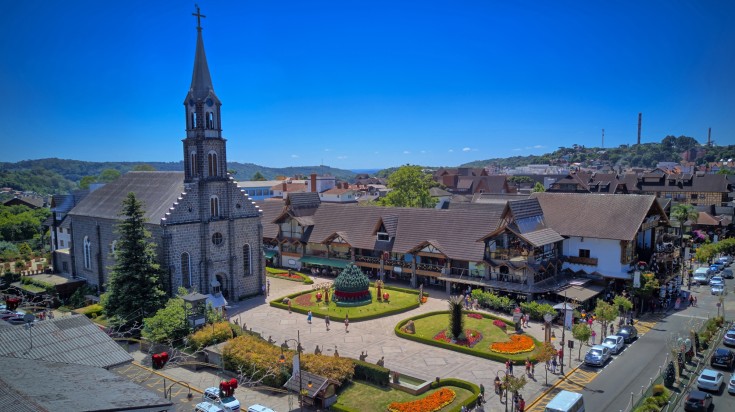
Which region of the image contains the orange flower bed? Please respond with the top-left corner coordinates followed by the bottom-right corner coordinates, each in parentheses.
top-left (490, 334), bottom-right (536, 354)
top-left (388, 387), bottom-right (456, 412)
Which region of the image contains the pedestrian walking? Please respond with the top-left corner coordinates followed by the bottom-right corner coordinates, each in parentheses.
top-left (307, 310), bottom-right (312, 324)
top-left (591, 330), bottom-right (596, 345)
top-left (531, 361), bottom-right (535, 375)
top-left (689, 295), bottom-right (694, 307)
top-left (262, 284), bottom-right (266, 296)
top-left (505, 359), bottom-right (511, 375)
top-left (518, 395), bottom-right (526, 412)
top-left (479, 383), bottom-right (485, 403)
top-left (558, 348), bottom-right (563, 365)
top-left (525, 313), bottom-right (531, 328)
top-left (694, 296), bottom-right (698, 307)
top-left (288, 298), bottom-right (292, 313)
top-left (267, 279), bottom-right (270, 296)
top-left (509, 361), bottom-right (514, 375)
top-left (494, 376), bottom-right (501, 394)
top-left (551, 357), bottom-right (558, 374)
top-left (610, 323), bottom-right (614, 335)
top-left (325, 315), bottom-right (330, 331)
top-left (345, 314), bottom-right (350, 332)
top-left (525, 359), bottom-right (531, 377)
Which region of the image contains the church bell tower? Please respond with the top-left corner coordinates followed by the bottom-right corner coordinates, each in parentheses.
top-left (183, 6), bottom-right (226, 184)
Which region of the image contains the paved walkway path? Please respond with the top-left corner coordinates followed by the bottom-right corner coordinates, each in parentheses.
top-left (222, 275), bottom-right (589, 410)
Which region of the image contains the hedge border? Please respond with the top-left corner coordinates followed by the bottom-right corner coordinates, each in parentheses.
top-left (270, 285), bottom-right (421, 322)
top-left (266, 267), bottom-right (314, 284)
top-left (394, 311), bottom-right (542, 364)
top-left (330, 377), bottom-right (480, 412)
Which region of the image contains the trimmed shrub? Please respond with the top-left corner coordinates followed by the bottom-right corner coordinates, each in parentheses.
top-left (75, 304), bottom-right (104, 318)
top-left (352, 359), bottom-right (389, 386)
top-left (189, 322), bottom-right (233, 349)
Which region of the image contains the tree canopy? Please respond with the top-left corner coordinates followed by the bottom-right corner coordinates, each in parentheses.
top-left (104, 192), bottom-right (166, 327)
top-left (251, 171), bottom-right (267, 181)
top-left (378, 165), bottom-right (437, 208)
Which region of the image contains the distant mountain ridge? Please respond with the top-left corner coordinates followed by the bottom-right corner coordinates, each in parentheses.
top-left (0, 158), bottom-right (356, 195)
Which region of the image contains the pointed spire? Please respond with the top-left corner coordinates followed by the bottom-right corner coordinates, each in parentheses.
top-left (189, 5), bottom-right (214, 100)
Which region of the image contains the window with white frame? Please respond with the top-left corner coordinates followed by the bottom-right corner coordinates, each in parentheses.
top-left (83, 236), bottom-right (92, 269)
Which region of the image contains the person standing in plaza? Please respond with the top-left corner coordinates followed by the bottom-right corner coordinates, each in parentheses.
top-left (325, 315), bottom-right (330, 331)
top-left (505, 359), bottom-right (511, 375)
top-left (267, 279), bottom-right (270, 296)
top-left (551, 357), bottom-right (558, 374)
top-left (345, 314), bottom-right (350, 332)
top-left (307, 310), bottom-right (312, 324)
top-left (509, 360), bottom-right (514, 375)
top-left (591, 329), bottom-right (596, 345)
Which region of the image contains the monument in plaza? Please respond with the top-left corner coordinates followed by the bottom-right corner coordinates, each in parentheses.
top-left (333, 263), bottom-right (372, 306)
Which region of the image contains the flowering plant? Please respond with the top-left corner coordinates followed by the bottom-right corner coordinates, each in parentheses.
top-left (466, 313), bottom-right (483, 319)
top-left (493, 319), bottom-right (507, 329)
top-left (490, 334), bottom-right (536, 354)
top-left (434, 329), bottom-right (483, 348)
top-left (388, 387), bottom-right (456, 412)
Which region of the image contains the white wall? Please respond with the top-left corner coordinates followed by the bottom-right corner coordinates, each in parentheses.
top-left (563, 236), bottom-right (631, 279)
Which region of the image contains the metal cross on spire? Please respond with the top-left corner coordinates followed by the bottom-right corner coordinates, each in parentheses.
top-left (192, 4), bottom-right (206, 31)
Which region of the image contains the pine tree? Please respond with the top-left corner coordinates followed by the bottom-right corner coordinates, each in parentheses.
top-left (448, 295), bottom-right (465, 340)
top-left (105, 192), bottom-right (166, 327)
top-left (663, 361), bottom-right (676, 387)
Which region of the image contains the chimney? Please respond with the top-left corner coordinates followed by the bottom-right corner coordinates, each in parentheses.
top-left (637, 113), bottom-right (642, 145)
top-left (311, 173), bottom-right (317, 193)
top-left (282, 182), bottom-right (287, 192)
top-left (708, 127), bottom-right (712, 146)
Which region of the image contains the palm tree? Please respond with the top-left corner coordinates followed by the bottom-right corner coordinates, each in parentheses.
top-left (448, 295), bottom-right (465, 340)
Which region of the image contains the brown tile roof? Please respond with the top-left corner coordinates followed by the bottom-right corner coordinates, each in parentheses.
top-left (532, 192), bottom-right (662, 240)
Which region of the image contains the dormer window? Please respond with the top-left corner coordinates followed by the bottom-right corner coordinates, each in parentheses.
top-left (377, 232), bottom-right (390, 242)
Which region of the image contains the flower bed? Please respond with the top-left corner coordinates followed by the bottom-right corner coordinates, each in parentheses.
top-left (490, 334), bottom-right (535, 354)
top-left (466, 313), bottom-right (483, 320)
top-left (294, 293), bottom-right (315, 307)
top-left (433, 329), bottom-right (483, 348)
top-left (493, 319), bottom-right (507, 329)
top-left (271, 272), bottom-right (304, 281)
top-left (388, 387), bottom-right (456, 412)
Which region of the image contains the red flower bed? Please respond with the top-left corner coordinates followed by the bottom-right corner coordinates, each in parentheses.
top-left (466, 313), bottom-right (483, 319)
top-left (388, 387), bottom-right (456, 412)
top-left (294, 293), bottom-right (315, 307)
top-left (433, 329), bottom-right (483, 348)
top-left (493, 319), bottom-right (507, 329)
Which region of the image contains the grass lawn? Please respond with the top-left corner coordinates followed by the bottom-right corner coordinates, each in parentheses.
top-left (273, 286), bottom-right (420, 321)
top-left (334, 380), bottom-right (474, 411)
top-left (400, 312), bottom-right (542, 362)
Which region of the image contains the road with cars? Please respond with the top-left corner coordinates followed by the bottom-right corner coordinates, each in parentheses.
top-left (565, 259), bottom-right (735, 412)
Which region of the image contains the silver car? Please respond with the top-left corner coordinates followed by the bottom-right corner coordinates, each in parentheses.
top-left (584, 345), bottom-right (611, 367)
top-left (601, 335), bottom-right (624, 355)
top-left (724, 329), bottom-right (735, 347)
top-left (697, 369), bottom-right (724, 392)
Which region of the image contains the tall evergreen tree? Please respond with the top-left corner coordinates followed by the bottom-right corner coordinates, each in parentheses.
top-left (448, 295), bottom-right (465, 340)
top-left (105, 192), bottom-right (166, 327)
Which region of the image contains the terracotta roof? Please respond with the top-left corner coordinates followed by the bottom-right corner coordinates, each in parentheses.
top-left (532, 192), bottom-right (663, 240)
top-left (322, 187), bottom-right (354, 195)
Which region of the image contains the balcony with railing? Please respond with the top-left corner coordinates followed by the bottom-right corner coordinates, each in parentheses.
top-left (486, 248), bottom-right (530, 262)
top-left (386, 259), bottom-right (412, 268)
top-left (416, 262), bottom-right (445, 274)
top-left (354, 255), bottom-right (381, 265)
top-left (565, 256), bottom-right (599, 266)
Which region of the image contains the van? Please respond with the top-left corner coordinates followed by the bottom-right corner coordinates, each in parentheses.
top-left (545, 390), bottom-right (584, 412)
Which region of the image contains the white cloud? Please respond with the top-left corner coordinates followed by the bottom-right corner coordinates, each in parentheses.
top-left (512, 148), bottom-right (522, 151)
top-left (420, 150), bottom-right (426, 154)
top-left (337, 155), bottom-right (347, 159)
top-left (324, 148), bottom-right (332, 152)
top-left (462, 147), bottom-right (471, 152)
top-left (448, 149), bottom-right (454, 153)
top-left (290, 154), bottom-right (299, 158)
top-left (403, 150), bottom-right (411, 154)
top-left (533, 145), bottom-right (545, 149)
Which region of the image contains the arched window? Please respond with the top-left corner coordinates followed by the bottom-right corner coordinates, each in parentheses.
top-left (206, 112), bottom-right (214, 129)
top-left (190, 151), bottom-right (198, 176)
top-left (191, 112), bottom-right (197, 128)
top-left (181, 252), bottom-right (191, 288)
top-left (83, 236), bottom-right (92, 269)
top-left (210, 196), bottom-right (219, 218)
top-left (208, 152), bottom-right (218, 177)
top-left (243, 244), bottom-right (251, 276)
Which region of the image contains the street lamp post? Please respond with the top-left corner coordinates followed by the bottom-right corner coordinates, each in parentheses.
top-left (543, 313), bottom-right (553, 343)
top-left (496, 370), bottom-right (509, 412)
top-left (560, 290), bottom-right (568, 375)
top-left (279, 330), bottom-right (312, 412)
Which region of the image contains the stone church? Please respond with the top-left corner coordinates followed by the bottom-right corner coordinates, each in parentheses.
top-left (65, 15), bottom-right (264, 302)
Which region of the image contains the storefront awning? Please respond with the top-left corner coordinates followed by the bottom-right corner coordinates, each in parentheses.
top-left (264, 250), bottom-right (277, 259)
top-left (299, 256), bottom-right (349, 269)
top-left (555, 284), bottom-right (604, 303)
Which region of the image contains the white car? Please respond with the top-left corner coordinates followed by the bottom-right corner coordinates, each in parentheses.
top-left (697, 369), bottom-right (724, 392)
top-left (724, 328), bottom-right (735, 346)
top-left (694, 267), bottom-right (712, 279)
top-left (709, 276), bottom-right (724, 286)
top-left (601, 335), bottom-right (625, 355)
top-left (729, 375), bottom-right (735, 394)
top-left (711, 284), bottom-right (725, 295)
top-left (204, 387), bottom-right (240, 412)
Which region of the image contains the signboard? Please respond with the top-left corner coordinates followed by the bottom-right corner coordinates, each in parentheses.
top-left (568, 340), bottom-right (574, 349)
top-left (633, 271), bottom-right (641, 288)
top-left (564, 308), bottom-right (573, 330)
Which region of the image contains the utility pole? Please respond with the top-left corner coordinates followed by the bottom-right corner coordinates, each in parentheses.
top-left (601, 129), bottom-right (605, 148)
top-left (560, 290), bottom-right (568, 375)
top-left (637, 113), bottom-right (642, 145)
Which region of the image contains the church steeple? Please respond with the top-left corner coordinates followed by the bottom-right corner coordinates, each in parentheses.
top-left (183, 5), bottom-right (225, 183)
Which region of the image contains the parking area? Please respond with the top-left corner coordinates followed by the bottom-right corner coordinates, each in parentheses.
top-left (111, 362), bottom-right (202, 409)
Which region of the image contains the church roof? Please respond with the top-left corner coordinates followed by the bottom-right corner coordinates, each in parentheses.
top-left (189, 26), bottom-right (215, 101)
top-left (69, 172), bottom-right (185, 222)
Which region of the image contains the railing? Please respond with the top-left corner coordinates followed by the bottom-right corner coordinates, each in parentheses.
top-left (386, 259), bottom-right (412, 268)
top-left (565, 256), bottom-right (599, 266)
top-left (448, 267), bottom-right (482, 277)
top-left (329, 253), bottom-right (351, 260)
top-left (354, 255), bottom-right (380, 264)
top-left (416, 263), bottom-right (444, 273)
top-left (488, 248), bottom-right (527, 261)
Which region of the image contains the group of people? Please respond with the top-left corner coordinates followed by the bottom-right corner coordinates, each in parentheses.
top-left (492, 376), bottom-right (526, 411)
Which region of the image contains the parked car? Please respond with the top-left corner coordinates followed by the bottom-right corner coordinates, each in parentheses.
top-left (718, 256), bottom-right (732, 266)
top-left (247, 405), bottom-right (276, 412)
top-left (203, 387), bottom-right (240, 412)
top-left (617, 325), bottom-right (638, 343)
top-left (710, 264), bottom-right (722, 274)
top-left (697, 368), bottom-right (724, 392)
top-left (601, 335), bottom-right (625, 355)
top-left (724, 328), bottom-right (735, 347)
top-left (684, 390), bottom-right (713, 412)
top-left (710, 276), bottom-right (724, 286)
top-left (711, 284), bottom-right (725, 295)
top-left (722, 268), bottom-right (734, 279)
top-left (710, 348), bottom-right (735, 370)
top-left (584, 345), bottom-right (611, 367)
top-left (693, 274), bottom-right (708, 285)
top-left (195, 402), bottom-right (226, 412)
top-left (729, 375), bottom-right (735, 394)
top-left (694, 267), bottom-right (712, 279)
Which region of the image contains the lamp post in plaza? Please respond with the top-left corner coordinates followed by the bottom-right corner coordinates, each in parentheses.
top-left (560, 290), bottom-right (568, 375)
top-left (544, 313), bottom-right (553, 343)
top-left (279, 330), bottom-right (312, 412)
top-left (496, 370), bottom-right (509, 412)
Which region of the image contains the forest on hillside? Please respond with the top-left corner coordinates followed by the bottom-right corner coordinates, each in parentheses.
top-left (0, 158), bottom-right (356, 196)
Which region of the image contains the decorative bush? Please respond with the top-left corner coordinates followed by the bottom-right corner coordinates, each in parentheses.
top-left (663, 361), bottom-right (676, 388)
top-left (301, 353), bottom-right (355, 384)
top-left (265, 267), bottom-right (314, 284)
top-left (189, 322), bottom-right (233, 349)
top-left (652, 384), bottom-right (665, 396)
top-left (223, 334), bottom-right (287, 387)
top-left (353, 359), bottom-right (390, 386)
top-left (493, 319), bottom-right (507, 330)
top-left (471, 289), bottom-right (516, 313)
top-left (519, 301), bottom-right (556, 321)
top-left (466, 313), bottom-right (483, 319)
top-left (75, 304), bottom-right (104, 318)
top-left (388, 387), bottom-right (456, 412)
top-left (434, 329), bottom-right (483, 348)
top-left (490, 335), bottom-right (535, 354)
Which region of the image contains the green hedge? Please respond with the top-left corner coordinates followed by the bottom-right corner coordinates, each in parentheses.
top-left (75, 304), bottom-right (104, 318)
top-left (371, 283), bottom-right (429, 298)
top-left (353, 359), bottom-right (390, 386)
top-left (394, 311), bottom-right (539, 364)
top-left (20, 276), bottom-right (56, 294)
top-left (430, 378), bottom-right (481, 411)
top-left (266, 267), bottom-right (314, 284)
top-left (270, 286), bottom-right (421, 322)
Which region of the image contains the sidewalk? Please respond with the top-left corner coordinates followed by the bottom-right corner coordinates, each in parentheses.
top-left (224, 275), bottom-right (589, 410)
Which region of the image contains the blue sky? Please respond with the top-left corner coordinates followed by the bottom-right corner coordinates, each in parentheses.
top-left (1, 1), bottom-right (734, 169)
